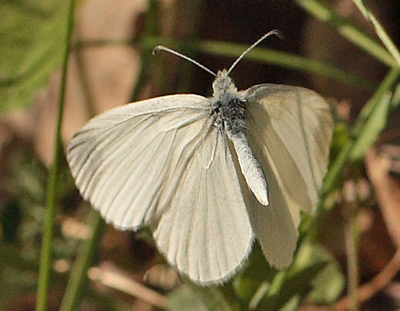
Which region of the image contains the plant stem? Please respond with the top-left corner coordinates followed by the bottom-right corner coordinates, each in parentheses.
top-left (295, 0), bottom-right (397, 68)
top-left (321, 67), bottom-right (400, 198)
top-left (196, 40), bottom-right (373, 89)
top-left (74, 36), bottom-right (375, 90)
top-left (344, 198), bottom-right (360, 311)
top-left (36, 1), bottom-right (75, 310)
top-left (352, 0), bottom-right (400, 65)
top-left (60, 211), bottom-right (105, 311)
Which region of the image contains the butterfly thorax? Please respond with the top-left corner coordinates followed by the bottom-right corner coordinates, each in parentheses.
top-left (211, 70), bottom-right (247, 135)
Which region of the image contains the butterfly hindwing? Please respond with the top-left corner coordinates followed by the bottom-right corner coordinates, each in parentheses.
top-left (151, 127), bottom-right (253, 284)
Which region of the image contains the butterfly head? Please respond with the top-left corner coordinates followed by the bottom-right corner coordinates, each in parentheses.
top-left (212, 70), bottom-right (238, 99)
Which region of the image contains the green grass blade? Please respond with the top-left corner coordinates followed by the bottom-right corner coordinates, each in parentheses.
top-left (351, 93), bottom-right (391, 160)
top-left (322, 67), bottom-right (400, 198)
top-left (60, 211), bottom-right (105, 311)
top-left (137, 35), bottom-right (374, 90)
top-left (197, 40), bottom-right (373, 89)
top-left (352, 0), bottom-right (400, 65)
top-left (295, 0), bottom-right (397, 67)
top-left (74, 35), bottom-right (375, 90)
top-left (36, 1), bottom-right (75, 310)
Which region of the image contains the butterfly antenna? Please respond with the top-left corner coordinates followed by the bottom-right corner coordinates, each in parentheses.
top-left (153, 46), bottom-right (217, 77)
top-left (226, 30), bottom-right (282, 76)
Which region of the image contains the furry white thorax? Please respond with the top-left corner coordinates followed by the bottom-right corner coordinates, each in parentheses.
top-left (211, 70), bottom-right (247, 135)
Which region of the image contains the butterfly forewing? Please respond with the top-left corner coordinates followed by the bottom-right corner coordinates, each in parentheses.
top-left (241, 84), bottom-right (333, 268)
top-left (68, 95), bottom-right (209, 229)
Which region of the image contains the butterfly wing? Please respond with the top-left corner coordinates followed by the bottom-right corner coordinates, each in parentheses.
top-left (67, 94), bottom-right (253, 283)
top-left (68, 94), bottom-right (207, 229)
top-left (152, 127), bottom-right (253, 284)
top-left (242, 84), bottom-right (333, 268)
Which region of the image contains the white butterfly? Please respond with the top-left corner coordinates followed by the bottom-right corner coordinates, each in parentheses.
top-left (67, 31), bottom-right (333, 285)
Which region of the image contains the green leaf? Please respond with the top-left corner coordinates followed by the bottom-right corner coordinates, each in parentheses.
top-left (232, 243), bottom-right (277, 304)
top-left (254, 263), bottom-right (326, 311)
top-left (167, 284), bottom-right (237, 311)
top-left (297, 243), bottom-right (345, 305)
top-left (321, 67), bottom-right (400, 197)
top-left (392, 83), bottom-right (400, 108)
top-left (351, 92), bottom-right (391, 160)
top-left (237, 240), bottom-right (345, 311)
top-left (1, 200), bottom-right (23, 243)
top-left (196, 40), bottom-right (373, 90)
top-left (0, 0), bottom-right (69, 113)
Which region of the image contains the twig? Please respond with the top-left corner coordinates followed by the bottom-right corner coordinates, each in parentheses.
top-left (334, 249), bottom-right (400, 310)
top-left (88, 266), bottom-right (167, 309)
top-left (300, 250), bottom-right (400, 311)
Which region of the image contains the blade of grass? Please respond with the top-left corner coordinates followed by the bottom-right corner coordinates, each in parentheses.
top-left (352, 0), bottom-right (400, 65)
top-left (0, 242), bottom-right (117, 306)
top-left (197, 40), bottom-right (374, 89)
top-left (74, 36), bottom-right (375, 90)
top-left (59, 1), bottom-right (162, 309)
top-left (36, 0), bottom-right (75, 310)
top-left (346, 207), bottom-right (360, 311)
top-left (351, 93), bottom-right (391, 160)
top-left (342, 185), bottom-right (361, 311)
top-left (295, 0), bottom-right (397, 68)
top-left (321, 67), bottom-right (400, 199)
top-left (140, 36), bottom-right (374, 90)
top-left (58, 23), bottom-right (109, 310)
top-left (130, 0), bottom-right (161, 101)
top-left (60, 211), bottom-right (105, 311)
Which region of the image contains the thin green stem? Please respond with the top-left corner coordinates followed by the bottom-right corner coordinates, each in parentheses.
top-left (59, 2), bottom-right (162, 309)
top-left (74, 28), bottom-right (97, 118)
top-left (343, 183), bottom-right (361, 311)
top-left (197, 40), bottom-right (374, 89)
top-left (352, 0), bottom-right (400, 65)
top-left (346, 213), bottom-right (360, 311)
top-left (74, 36), bottom-right (374, 90)
top-left (295, 0), bottom-right (397, 68)
top-left (129, 0), bottom-right (160, 101)
top-left (143, 36), bottom-right (375, 90)
top-left (36, 1), bottom-right (75, 310)
top-left (74, 38), bottom-right (134, 48)
top-left (321, 67), bottom-right (400, 199)
top-left (60, 211), bottom-right (105, 311)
